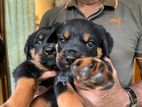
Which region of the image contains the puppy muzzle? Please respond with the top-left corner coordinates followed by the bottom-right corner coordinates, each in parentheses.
top-left (63, 49), bottom-right (81, 64)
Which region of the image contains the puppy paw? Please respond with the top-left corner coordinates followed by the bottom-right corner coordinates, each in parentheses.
top-left (71, 57), bottom-right (114, 90)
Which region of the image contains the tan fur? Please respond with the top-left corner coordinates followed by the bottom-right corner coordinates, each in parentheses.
top-left (38, 34), bottom-right (44, 40)
top-left (30, 96), bottom-right (51, 107)
top-left (97, 47), bottom-right (103, 58)
top-left (1, 78), bottom-right (37, 107)
top-left (57, 84), bottom-right (84, 107)
top-left (30, 49), bottom-right (49, 72)
top-left (64, 31), bottom-right (70, 39)
top-left (83, 33), bottom-right (91, 42)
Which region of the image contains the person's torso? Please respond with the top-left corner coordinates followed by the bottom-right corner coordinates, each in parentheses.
top-left (40, 0), bottom-right (142, 87)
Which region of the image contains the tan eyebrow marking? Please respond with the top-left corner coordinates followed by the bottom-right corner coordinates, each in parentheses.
top-left (39, 34), bottom-right (44, 40)
top-left (97, 47), bottom-right (103, 58)
top-left (83, 33), bottom-right (91, 42)
top-left (64, 31), bottom-right (70, 39)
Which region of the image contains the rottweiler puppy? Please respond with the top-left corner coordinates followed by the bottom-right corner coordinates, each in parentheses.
top-left (54, 19), bottom-right (114, 107)
top-left (1, 19), bottom-right (114, 107)
top-left (56, 19), bottom-right (113, 71)
top-left (1, 26), bottom-right (58, 107)
top-left (14, 27), bottom-right (57, 80)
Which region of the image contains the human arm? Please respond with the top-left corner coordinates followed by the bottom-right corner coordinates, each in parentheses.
top-left (74, 57), bottom-right (130, 107)
top-left (130, 57), bottom-right (142, 106)
top-left (131, 20), bottom-right (142, 105)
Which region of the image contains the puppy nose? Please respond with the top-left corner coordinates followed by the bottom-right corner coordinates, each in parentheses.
top-left (65, 50), bottom-right (81, 64)
top-left (66, 55), bottom-right (76, 63)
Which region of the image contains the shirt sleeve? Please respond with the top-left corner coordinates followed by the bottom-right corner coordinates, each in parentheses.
top-left (135, 2), bottom-right (142, 57)
top-left (135, 35), bottom-right (142, 57)
top-left (39, 7), bottom-right (63, 28)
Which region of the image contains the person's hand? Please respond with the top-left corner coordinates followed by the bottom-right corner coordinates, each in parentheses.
top-left (35, 71), bottom-right (57, 96)
top-left (39, 70), bottom-right (57, 80)
top-left (74, 57), bottom-right (130, 107)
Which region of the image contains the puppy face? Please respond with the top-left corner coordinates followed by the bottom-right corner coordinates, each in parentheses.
top-left (56, 19), bottom-right (113, 70)
top-left (24, 27), bottom-right (57, 70)
top-left (71, 57), bottom-right (114, 90)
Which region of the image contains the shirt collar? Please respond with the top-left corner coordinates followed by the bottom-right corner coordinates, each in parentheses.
top-left (64, 0), bottom-right (118, 9)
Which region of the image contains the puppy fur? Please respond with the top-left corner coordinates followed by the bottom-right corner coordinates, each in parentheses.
top-left (54, 19), bottom-right (114, 107)
top-left (1, 26), bottom-right (58, 107)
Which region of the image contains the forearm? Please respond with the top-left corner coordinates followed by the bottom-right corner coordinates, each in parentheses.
top-left (130, 81), bottom-right (142, 106)
top-left (136, 57), bottom-right (142, 77)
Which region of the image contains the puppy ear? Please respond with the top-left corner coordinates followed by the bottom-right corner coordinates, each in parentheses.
top-left (103, 32), bottom-right (113, 57)
top-left (47, 23), bottom-right (63, 43)
top-left (99, 26), bottom-right (113, 57)
top-left (24, 31), bottom-right (37, 59)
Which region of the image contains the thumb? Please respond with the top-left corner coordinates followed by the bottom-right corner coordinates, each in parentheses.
top-left (39, 71), bottom-right (57, 80)
top-left (104, 57), bottom-right (120, 84)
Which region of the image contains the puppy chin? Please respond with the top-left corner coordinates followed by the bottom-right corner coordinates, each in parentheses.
top-left (40, 59), bottom-right (56, 69)
top-left (56, 61), bottom-right (71, 71)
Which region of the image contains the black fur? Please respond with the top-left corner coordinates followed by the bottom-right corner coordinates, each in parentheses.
top-left (13, 26), bottom-right (58, 81)
top-left (12, 19), bottom-right (113, 106)
top-left (13, 60), bottom-right (42, 81)
top-left (54, 71), bottom-right (74, 96)
top-left (56, 19), bottom-right (113, 71)
top-left (42, 87), bottom-right (58, 107)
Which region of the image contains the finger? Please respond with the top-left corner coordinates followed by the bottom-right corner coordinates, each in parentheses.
top-left (40, 71), bottom-right (57, 80)
top-left (103, 57), bottom-right (120, 82)
top-left (103, 57), bottom-right (111, 64)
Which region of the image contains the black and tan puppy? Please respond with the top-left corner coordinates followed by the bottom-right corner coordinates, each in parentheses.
top-left (1, 26), bottom-right (58, 107)
top-left (56, 19), bottom-right (113, 71)
top-left (14, 27), bottom-right (57, 81)
top-left (54, 19), bottom-right (114, 107)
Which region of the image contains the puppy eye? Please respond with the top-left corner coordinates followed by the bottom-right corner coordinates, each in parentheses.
top-left (58, 36), bottom-right (65, 44)
top-left (87, 40), bottom-right (95, 48)
top-left (35, 40), bottom-right (43, 47)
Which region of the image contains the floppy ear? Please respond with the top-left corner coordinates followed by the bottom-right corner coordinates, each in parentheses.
top-left (99, 26), bottom-right (113, 57)
top-left (24, 31), bottom-right (37, 59)
top-left (102, 32), bottom-right (113, 57)
top-left (24, 23), bottom-right (62, 60)
top-left (47, 22), bottom-right (63, 43)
